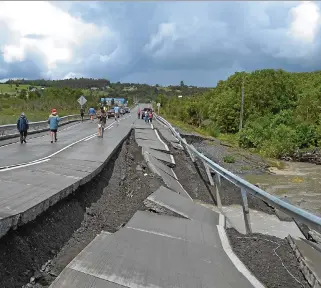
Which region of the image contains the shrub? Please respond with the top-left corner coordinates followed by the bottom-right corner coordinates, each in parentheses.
top-left (223, 155), bottom-right (236, 163)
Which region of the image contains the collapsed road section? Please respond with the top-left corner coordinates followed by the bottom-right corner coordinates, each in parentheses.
top-left (0, 130), bottom-right (165, 288)
top-left (48, 120), bottom-right (314, 288)
top-left (0, 111), bottom-right (319, 288)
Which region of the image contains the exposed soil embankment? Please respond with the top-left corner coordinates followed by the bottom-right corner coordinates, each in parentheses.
top-left (155, 124), bottom-right (309, 288)
top-left (0, 131), bottom-right (164, 288)
top-left (163, 128), bottom-right (274, 215)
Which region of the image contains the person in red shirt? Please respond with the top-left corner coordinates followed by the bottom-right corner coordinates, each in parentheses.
top-left (148, 111), bottom-right (153, 123)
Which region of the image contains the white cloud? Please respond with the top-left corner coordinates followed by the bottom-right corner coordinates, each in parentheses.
top-left (0, 1), bottom-right (111, 70)
top-left (2, 1), bottom-right (321, 86)
top-left (289, 1), bottom-right (321, 42)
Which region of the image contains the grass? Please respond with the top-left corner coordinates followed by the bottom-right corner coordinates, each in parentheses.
top-left (82, 89), bottom-right (107, 97)
top-left (223, 155), bottom-right (236, 163)
top-left (217, 133), bottom-right (239, 147)
top-left (0, 84), bottom-right (39, 94)
top-left (0, 110), bottom-right (79, 125)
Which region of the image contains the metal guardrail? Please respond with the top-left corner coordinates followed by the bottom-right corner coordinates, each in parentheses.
top-left (155, 114), bottom-right (321, 235)
top-left (0, 114), bottom-right (89, 140)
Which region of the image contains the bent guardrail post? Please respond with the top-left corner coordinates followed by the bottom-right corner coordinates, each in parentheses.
top-left (241, 188), bottom-right (252, 234)
top-left (182, 138), bottom-right (195, 162)
top-left (203, 161), bottom-right (222, 209)
top-left (154, 113), bottom-right (321, 235)
top-left (214, 173), bottom-right (223, 209)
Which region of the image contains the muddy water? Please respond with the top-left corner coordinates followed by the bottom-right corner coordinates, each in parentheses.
top-left (244, 162), bottom-right (321, 218)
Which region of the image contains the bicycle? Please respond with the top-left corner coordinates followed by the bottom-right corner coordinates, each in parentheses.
top-left (98, 123), bottom-right (104, 138)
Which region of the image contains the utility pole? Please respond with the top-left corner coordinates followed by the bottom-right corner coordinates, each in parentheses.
top-left (239, 79), bottom-right (244, 132)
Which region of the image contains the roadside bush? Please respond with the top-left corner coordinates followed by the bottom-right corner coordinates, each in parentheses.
top-left (260, 125), bottom-right (297, 158)
top-left (294, 123), bottom-right (318, 148)
top-left (238, 115), bottom-right (273, 148)
top-left (223, 155), bottom-right (236, 163)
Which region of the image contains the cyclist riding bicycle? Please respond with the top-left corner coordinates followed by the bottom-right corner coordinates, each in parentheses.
top-left (97, 107), bottom-right (107, 137)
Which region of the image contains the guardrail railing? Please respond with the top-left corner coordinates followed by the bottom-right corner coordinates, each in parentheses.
top-left (0, 114), bottom-right (89, 140)
top-left (154, 113), bottom-right (321, 235)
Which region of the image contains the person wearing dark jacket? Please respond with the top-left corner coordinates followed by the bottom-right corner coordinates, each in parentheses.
top-left (17, 112), bottom-right (29, 144)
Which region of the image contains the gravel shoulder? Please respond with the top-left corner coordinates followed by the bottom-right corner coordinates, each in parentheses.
top-left (227, 228), bottom-right (310, 288)
top-left (177, 131), bottom-right (268, 176)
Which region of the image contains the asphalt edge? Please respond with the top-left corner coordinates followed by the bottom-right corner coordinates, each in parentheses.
top-left (0, 118), bottom-right (90, 146)
top-left (0, 127), bottom-right (133, 240)
top-left (287, 235), bottom-right (321, 288)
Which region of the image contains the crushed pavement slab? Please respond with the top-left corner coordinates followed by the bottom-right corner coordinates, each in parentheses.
top-left (147, 185), bottom-right (220, 226)
top-left (51, 222), bottom-right (258, 288)
top-left (142, 147), bottom-right (175, 165)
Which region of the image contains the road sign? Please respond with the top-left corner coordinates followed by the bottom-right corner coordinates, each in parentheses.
top-left (157, 102), bottom-right (160, 114)
top-left (157, 102), bottom-right (160, 107)
top-left (78, 96), bottom-right (87, 107)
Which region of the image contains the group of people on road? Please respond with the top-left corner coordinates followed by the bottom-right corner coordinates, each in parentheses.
top-left (86, 104), bottom-right (120, 138)
top-left (17, 109), bottom-right (60, 144)
top-left (137, 107), bottom-right (153, 123)
top-left (16, 103), bottom-right (125, 144)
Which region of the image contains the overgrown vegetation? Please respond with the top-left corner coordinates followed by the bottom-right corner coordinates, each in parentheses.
top-left (156, 69), bottom-right (321, 158)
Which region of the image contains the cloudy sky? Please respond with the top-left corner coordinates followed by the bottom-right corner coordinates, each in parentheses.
top-left (0, 1), bottom-right (320, 86)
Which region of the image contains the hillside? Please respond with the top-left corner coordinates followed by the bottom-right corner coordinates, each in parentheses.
top-left (157, 69), bottom-right (321, 159)
top-left (0, 78), bottom-right (210, 124)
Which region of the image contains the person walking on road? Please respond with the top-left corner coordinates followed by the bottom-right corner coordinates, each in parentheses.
top-left (114, 105), bottom-right (120, 125)
top-left (96, 107), bottom-right (107, 138)
top-left (148, 111), bottom-right (153, 123)
top-left (48, 109), bottom-right (60, 143)
top-left (144, 110), bottom-right (149, 123)
top-left (80, 107), bottom-right (84, 122)
top-left (137, 107), bottom-right (141, 119)
top-left (88, 107), bottom-right (96, 121)
top-left (17, 112), bottom-right (29, 144)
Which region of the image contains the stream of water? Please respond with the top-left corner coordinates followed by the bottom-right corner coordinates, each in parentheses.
top-left (244, 161), bottom-right (321, 217)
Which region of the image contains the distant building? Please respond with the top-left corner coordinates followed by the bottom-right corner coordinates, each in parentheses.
top-left (101, 97), bottom-right (126, 105)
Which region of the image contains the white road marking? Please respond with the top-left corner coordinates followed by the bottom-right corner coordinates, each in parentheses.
top-left (170, 168), bottom-right (193, 200)
top-left (217, 225), bottom-right (265, 288)
top-left (0, 159), bottom-right (51, 172)
top-left (84, 135), bottom-right (97, 142)
top-left (219, 213), bottom-right (225, 227)
top-left (0, 122), bottom-right (115, 171)
top-left (170, 154), bottom-right (175, 165)
top-left (0, 122), bottom-right (82, 149)
top-left (154, 129), bottom-right (169, 151)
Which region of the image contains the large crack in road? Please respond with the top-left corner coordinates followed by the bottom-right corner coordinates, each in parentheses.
top-left (0, 131), bottom-right (164, 288)
top-left (0, 126), bottom-right (312, 288)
